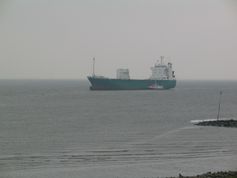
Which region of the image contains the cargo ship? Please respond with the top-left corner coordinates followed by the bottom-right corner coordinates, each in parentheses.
top-left (87, 56), bottom-right (176, 90)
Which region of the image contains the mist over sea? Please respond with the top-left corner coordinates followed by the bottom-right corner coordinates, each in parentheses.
top-left (0, 80), bottom-right (237, 178)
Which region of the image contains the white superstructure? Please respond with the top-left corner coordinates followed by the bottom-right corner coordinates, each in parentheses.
top-left (150, 56), bottom-right (175, 80)
top-left (116, 69), bottom-right (130, 79)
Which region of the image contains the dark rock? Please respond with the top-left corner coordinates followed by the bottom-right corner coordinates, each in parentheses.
top-left (195, 120), bottom-right (237, 128)
top-left (165, 171), bottom-right (237, 178)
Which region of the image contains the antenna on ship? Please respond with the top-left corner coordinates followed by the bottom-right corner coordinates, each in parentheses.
top-left (92, 57), bottom-right (95, 77)
top-left (160, 56), bottom-right (165, 65)
top-left (217, 90), bottom-right (223, 120)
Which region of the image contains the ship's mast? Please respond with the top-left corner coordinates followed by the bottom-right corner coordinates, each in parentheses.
top-left (217, 91), bottom-right (223, 120)
top-left (92, 57), bottom-right (95, 77)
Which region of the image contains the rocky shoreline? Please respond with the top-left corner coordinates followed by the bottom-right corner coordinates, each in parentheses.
top-left (194, 119), bottom-right (237, 128)
top-left (166, 171), bottom-right (237, 178)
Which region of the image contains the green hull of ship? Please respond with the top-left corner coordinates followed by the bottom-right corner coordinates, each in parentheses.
top-left (88, 76), bottom-right (176, 90)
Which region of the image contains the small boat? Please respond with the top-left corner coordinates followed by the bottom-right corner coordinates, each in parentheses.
top-left (148, 82), bottom-right (164, 90)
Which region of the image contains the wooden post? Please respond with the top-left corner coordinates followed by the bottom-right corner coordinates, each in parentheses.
top-left (217, 91), bottom-right (223, 120)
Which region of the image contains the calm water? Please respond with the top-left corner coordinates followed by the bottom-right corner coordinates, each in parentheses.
top-left (0, 80), bottom-right (237, 178)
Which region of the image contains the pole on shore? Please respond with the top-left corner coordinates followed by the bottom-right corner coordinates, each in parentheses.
top-left (217, 91), bottom-right (223, 120)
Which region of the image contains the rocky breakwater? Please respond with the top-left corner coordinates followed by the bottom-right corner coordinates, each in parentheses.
top-left (166, 171), bottom-right (237, 178)
top-left (194, 119), bottom-right (237, 128)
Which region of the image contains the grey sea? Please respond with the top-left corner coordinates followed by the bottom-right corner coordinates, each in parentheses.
top-left (0, 80), bottom-right (237, 178)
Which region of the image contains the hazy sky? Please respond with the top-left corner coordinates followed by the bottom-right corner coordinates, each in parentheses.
top-left (0, 0), bottom-right (237, 80)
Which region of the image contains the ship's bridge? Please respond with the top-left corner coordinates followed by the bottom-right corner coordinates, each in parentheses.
top-left (150, 56), bottom-right (175, 80)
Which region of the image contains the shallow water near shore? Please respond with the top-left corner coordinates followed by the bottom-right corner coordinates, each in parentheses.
top-left (0, 80), bottom-right (237, 178)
